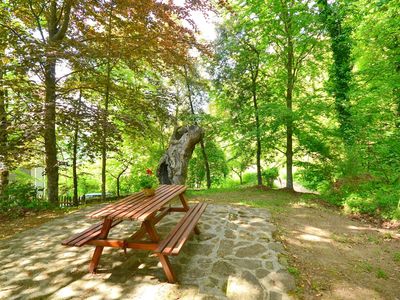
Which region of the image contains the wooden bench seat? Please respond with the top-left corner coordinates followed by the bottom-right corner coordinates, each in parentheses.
top-left (155, 202), bottom-right (207, 256)
top-left (62, 219), bottom-right (122, 247)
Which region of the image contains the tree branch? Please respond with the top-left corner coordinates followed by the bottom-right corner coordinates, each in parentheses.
top-left (53, 0), bottom-right (72, 41)
top-left (28, 0), bottom-right (46, 43)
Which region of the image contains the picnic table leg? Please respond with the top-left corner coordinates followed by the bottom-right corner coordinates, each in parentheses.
top-left (143, 218), bottom-right (160, 242)
top-left (143, 217), bottom-right (177, 283)
top-left (179, 193), bottom-right (200, 234)
top-left (88, 218), bottom-right (112, 273)
top-left (157, 253), bottom-right (176, 283)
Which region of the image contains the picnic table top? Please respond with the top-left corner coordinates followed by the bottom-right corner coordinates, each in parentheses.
top-left (87, 184), bottom-right (187, 221)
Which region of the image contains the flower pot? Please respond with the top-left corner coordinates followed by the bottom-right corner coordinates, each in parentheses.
top-left (142, 188), bottom-right (155, 196)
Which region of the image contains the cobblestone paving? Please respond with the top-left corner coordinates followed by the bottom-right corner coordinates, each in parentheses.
top-left (0, 203), bottom-right (294, 299)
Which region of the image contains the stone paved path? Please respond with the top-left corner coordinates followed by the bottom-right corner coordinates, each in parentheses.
top-left (0, 203), bottom-right (294, 299)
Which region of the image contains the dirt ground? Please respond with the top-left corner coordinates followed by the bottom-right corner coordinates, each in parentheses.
top-left (0, 210), bottom-right (68, 240)
top-left (272, 201), bottom-right (400, 300)
top-left (191, 188), bottom-right (400, 300)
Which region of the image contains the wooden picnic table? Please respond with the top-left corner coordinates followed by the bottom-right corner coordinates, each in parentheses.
top-left (61, 184), bottom-right (207, 283)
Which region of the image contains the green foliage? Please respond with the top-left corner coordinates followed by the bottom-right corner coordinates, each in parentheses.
top-left (138, 171), bottom-right (158, 189)
top-left (262, 167), bottom-right (279, 188)
top-left (187, 141), bottom-right (229, 188)
top-left (325, 180), bottom-right (400, 220)
top-left (295, 162), bottom-right (333, 192)
top-left (376, 269), bottom-right (388, 279)
top-left (0, 182), bottom-right (50, 216)
top-left (242, 172), bottom-right (258, 185)
top-left (393, 252), bottom-right (400, 263)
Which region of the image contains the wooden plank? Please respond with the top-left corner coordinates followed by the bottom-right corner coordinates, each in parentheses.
top-left (155, 203), bottom-right (202, 253)
top-left (87, 192), bottom-right (144, 218)
top-left (62, 222), bottom-right (103, 245)
top-left (61, 219), bottom-right (122, 247)
top-left (179, 192), bottom-right (200, 234)
top-left (157, 254), bottom-right (176, 283)
top-left (87, 239), bottom-right (158, 251)
top-left (153, 207), bottom-right (170, 224)
top-left (137, 185), bottom-right (187, 221)
top-left (87, 185), bottom-right (170, 219)
top-left (168, 207), bottom-right (187, 212)
top-left (87, 185), bottom-right (186, 221)
top-left (114, 185), bottom-right (180, 220)
top-left (115, 185), bottom-right (172, 216)
top-left (88, 219), bottom-right (113, 273)
top-left (103, 185), bottom-right (172, 220)
top-left (112, 185), bottom-right (182, 220)
top-left (162, 203), bottom-right (205, 255)
top-left (170, 203), bottom-right (207, 255)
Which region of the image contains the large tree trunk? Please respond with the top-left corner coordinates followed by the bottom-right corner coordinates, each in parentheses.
top-left (72, 86), bottom-right (82, 206)
top-left (101, 1), bottom-right (113, 202)
top-left (250, 52), bottom-right (262, 186)
top-left (199, 138), bottom-right (211, 189)
top-left (43, 0), bottom-right (73, 205)
top-left (285, 18), bottom-right (294, 191)
top-left (44, 58), bottom-right (59, 204)
top-left (184, 65), bottom-right (211, 189)
top-left (157, 125), bottom-right (203, 185)
top-left (318, 0), bottom-right (353, 144)
top-left (0, 69), bottom-right (8, 198)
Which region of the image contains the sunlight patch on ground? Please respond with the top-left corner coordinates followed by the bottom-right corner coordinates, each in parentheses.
top-left (347, 225), bottom-right (400, 239)
top-left (331, 282), bottom-right (383, 300)
top-left (303, 226), bottom-right (331, 238)
top-left (298, 234), bottom-right (331, 243)
top-left (226, 275), bottom-right (261, 299)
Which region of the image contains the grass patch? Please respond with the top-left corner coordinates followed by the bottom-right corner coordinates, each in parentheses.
top-left (287, 266), bottom-right (300, 277)
top-left (189, 186), bottom-right (319, 214)
top-left (357, 261), bottom-right (373, 272)
top-left (376, 269), bottom-right (389, 279)
top-left (393, 252), bottom-right (400, 263)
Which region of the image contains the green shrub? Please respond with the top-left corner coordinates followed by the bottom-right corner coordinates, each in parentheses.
top-left (262, 167), bottom-right (279, 188)
top-left (330, 181), bottom-right (400, 219)
top-left (295, 162), bottom-right (333, 192)
top-left (242, 172), bottom-right (258, 185)
top-left (0, 182), bottom-right (50, 216)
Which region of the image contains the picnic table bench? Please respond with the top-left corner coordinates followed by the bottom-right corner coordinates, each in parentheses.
top-left (61, 184), bottom-right (207, 283)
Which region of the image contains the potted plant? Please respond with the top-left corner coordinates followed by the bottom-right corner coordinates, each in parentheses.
top-left (139, 169), bottom-right (158, 196)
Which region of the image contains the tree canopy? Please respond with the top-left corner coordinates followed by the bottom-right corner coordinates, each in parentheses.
top-left (1, 0), bottom-right (399, 220)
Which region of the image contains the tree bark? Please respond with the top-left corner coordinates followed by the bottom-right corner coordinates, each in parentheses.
top-left (0, 69), bottom-right (8, 198)
top-left (184, 65), bottom-right (211, 189)
top-left (44, 58), bottom-right (59, 204)
top-left (43, 0), bottom-right (73, 205)
top-left (157, 125), bottom-right (203, 185)
top-left (250, 52), bottom-right (262, 186)
top-left (199, 138), bottom-right (211, 189)
top-left (72, 86), bottom-right (82, 206)
top-left (284, 7), bottom-right (294, 191)
top-left (318, 0), bottom-right (353, 144)
top-left (101, 1), bottom-right (113, 202)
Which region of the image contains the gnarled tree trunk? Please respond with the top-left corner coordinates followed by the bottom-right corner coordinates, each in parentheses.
top-left (157, 125), bottom-right (203, 185)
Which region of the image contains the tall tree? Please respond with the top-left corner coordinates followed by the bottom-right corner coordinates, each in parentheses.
top-left (213, 10), bottom-right (267, 186)
top-left (0, 69), bottom-right (7, 197)
top-left (318, 0), bottom-right (353, 143)
top-left (267, 0), bottom-right (321, 190)
top-left (183, 65), bottom-right (212, 189)
top-left (43, 1), bottom-right (73, 204)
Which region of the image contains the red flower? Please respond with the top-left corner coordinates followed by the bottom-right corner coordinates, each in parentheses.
top-left (146, 169), bottom-right (153, 175)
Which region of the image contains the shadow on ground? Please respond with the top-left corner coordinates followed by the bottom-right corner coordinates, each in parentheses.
top-left (0, 203), bottom-right (294, 300)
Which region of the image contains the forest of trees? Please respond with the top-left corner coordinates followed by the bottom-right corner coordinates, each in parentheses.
top-left (0, 0), bottom-right (399, 220)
